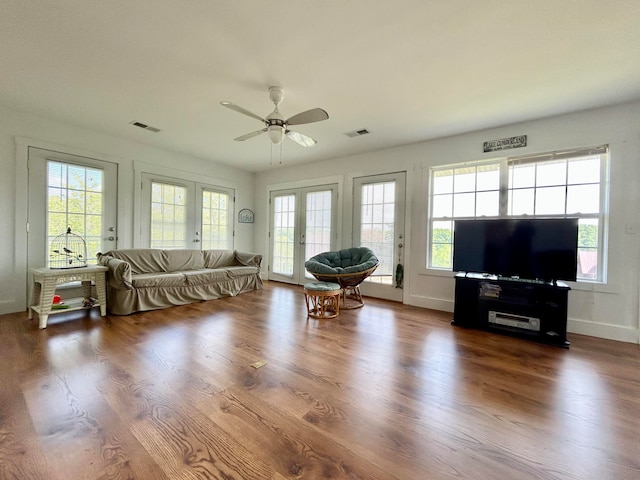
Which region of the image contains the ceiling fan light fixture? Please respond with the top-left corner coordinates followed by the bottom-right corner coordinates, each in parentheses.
top-left (221, 86), bottom-right (328, 152)
top-left (268, 124), bottom-right (285, 144)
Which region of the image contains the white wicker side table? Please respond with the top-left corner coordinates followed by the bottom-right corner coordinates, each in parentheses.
top-left (29, 265), bottom-right (108, 329)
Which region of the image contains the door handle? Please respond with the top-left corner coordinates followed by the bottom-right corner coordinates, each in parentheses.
top-left (104, 236), bottom-right (115, 241)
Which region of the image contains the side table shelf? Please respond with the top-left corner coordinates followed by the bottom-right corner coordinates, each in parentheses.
top-left (29, 266), bottom-right (108, 329)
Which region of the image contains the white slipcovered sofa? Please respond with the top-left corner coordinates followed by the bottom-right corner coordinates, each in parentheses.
top-left (97, 249), bottom-right (262, 315)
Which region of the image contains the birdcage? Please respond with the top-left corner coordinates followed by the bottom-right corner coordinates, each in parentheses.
top-left (49, 227), bottom-right (88, 269)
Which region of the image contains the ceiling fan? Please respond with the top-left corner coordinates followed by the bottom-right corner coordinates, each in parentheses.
top-left (220, 86), bottom-right (329, 147)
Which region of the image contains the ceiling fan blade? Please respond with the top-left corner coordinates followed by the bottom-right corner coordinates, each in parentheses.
top-left (234, 128), bottom-right (267, 141)
top-left (285, 130), bottom-right (317, 147)
top-left (286, 108), bottom-right (329, 126)
top-left (220, 101), bottom-right (265, 123)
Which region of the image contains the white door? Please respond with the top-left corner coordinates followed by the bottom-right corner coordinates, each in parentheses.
top-left (269, 185), bottom-right (338, 285)
top-left (27, 147), bottom-right (118, 272)
top-left (353, 172), bottom-right (406, 302)
top-left (140, 173), bottom-right (234, 249)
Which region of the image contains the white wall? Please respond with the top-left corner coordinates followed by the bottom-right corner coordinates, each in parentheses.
top-left (2, 101), bottom-right (638, 343)
top-left (254, 101), bottom-right (640, 344)
top-left (0, 105), bottom-right (255, 315)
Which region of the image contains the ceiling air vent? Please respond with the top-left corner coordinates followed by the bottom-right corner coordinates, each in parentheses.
top-left (130, 121), bottom-right (161, 133)
top-left (344, 128), bottom-right (370, 138)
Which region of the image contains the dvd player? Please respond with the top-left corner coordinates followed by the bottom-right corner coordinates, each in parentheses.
top-left (488, 310), bottom-right (540, 331)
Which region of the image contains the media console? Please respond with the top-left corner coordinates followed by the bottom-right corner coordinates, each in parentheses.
top-left (452, 272), bottom-right (570, 347)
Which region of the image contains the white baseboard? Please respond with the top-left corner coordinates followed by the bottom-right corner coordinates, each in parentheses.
top-left (567, 317), bottom-right (639, 344)
top-left (405, 294), bottom-right (639, 345)
top-left (406, 294), bottom-right (454, 313)
top-left (0, 299), bottom-right (24, 316)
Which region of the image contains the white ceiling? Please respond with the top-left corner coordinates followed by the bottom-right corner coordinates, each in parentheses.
top-left (2, 1), bottom-right (640, 172)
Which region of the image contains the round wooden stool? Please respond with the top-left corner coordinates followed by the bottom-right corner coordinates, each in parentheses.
top-left (304, 282), bottom-right (341, 319)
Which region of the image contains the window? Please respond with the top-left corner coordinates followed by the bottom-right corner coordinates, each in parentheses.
top-left (150, 181), bottom-right (187, 249)
top-left (354, 172), bottom-right (406, 294)
top-left (430, 162), bottom-right (501, 269)
top-left (28, 148), bottom-right (117, 276)
top-left (360, 180), bottom-right (397, 284)
top-left (141, 174), bottom-right (234, 250)
top-left (201, 189), bottom-right (230, 250)
top-left (47, 161), bottom-right (105, 265)
top-left (269, 185), bottom-right (338, 285)
top-left (272, 194), bottom-right (296, 276)
top-left (305, 190), bottom-right (333, 260)
top-left (428, 146), bottom-right (608, 282)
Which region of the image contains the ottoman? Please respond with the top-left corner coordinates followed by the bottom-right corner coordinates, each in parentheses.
top-left (304, 282), bottom-right (341, 319)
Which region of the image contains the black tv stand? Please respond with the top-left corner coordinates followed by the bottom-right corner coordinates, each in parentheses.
top-left (452, 272), bottom-right (570, 347)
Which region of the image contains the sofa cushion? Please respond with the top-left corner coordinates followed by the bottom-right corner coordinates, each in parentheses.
top-left (164, 249), bottom-right (207, 272)
top-left (225, 266), bottom-right (261, 277)
top-left (105, 249), bottom-right (238, 274)
top-left (105, 249), bottom-right (170, 274)
top-left (183, 268), bottom-right (234, 286)
top-left (234, 251), bottom-right (262, 268)
top-left (203, 249), bottom-right (237, 269)
top-left (131, 272), bottom-right (187, 288)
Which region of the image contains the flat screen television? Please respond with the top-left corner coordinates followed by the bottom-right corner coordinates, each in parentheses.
top-left (452, 218), bottom-right (579, 282)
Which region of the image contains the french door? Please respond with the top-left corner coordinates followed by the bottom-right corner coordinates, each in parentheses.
top-left (353, 172), bottom-right (406, 302)
top-left (140, 173), bottom-right (234, 249)
top-left (269, 185), bottom-right (338, 285)
top-left (27, 147), bottom-right (118, 272)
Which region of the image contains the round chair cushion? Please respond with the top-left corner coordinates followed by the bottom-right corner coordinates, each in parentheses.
top-left (305, 247), bottom-right (379, 275)
top-left (304, 281), bottom-right (341, 292)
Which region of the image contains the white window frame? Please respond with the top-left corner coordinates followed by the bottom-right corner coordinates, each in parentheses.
top-left (200, 186), bottom-right (234, 250)
top-left (140, 173), bottom-right (235, 250)
top-left (427, 146), bottom-right (609, 283)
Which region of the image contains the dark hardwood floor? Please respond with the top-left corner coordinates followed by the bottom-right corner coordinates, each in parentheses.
top-left (1, 281), bottom-right (639, 479)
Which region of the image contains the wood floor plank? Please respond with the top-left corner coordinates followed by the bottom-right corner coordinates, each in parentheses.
top-left (0, 314), bottom-right (57, 480)
top-left (19, 332), bottom-right (170, 479)
top-left (87, 334), bottom-right (288, 479)
top-left (0, 282), bottom-right (639, 479)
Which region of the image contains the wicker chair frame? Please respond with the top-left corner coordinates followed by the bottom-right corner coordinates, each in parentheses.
top-left (308, 263), bottom-right (379, 309)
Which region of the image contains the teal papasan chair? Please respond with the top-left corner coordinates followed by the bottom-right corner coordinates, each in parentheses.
top-left (304, 247), bottom-right (379, 309)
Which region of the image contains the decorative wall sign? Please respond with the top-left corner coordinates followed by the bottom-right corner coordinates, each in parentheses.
top-left (483, 135), bottom-right (527, 153)
top-left (238, 208), bottom-right (254, 223)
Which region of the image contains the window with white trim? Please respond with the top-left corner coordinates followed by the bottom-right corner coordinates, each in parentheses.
top-left (47, 161), bottom-right (105, 265)
top-left (150, 181), bottom-right (187, 249)
top-left (428, 146), bottom-right (608, 282)
top-left (142, 174), bottom-right (234, 250)
top-left (201, 189), bottom-right (231, 250)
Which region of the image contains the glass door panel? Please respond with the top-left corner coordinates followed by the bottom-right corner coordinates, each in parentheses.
top-left (269, 185), bottom-right (338, 285)
top-left (200, 188), bottom-right (232, 250)
top-left (150, 181), bottom-right (188, 249)
top-left (353, 172), bottom-right (406, 302)
top-left (302, 190), bottom-right (334, 281)
top-left (141, 174), bottom-right (234, 250)
top-left (272, 194), bottom-right (296, 278)
top-left (28, 148), bottom-right (118, 272)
